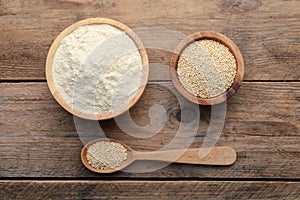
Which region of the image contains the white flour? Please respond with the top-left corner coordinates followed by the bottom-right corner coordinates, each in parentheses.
top-left (52, 24), bottom-right (143, 115)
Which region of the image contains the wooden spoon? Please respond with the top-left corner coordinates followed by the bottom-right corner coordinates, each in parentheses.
top-left (81, 138), bottom-right (237, 173)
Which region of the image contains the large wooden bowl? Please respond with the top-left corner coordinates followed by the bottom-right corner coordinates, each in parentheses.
top-left (170, 32), bottom-right (244, 105)
top-left (46, 18), bottom-right (149, 120)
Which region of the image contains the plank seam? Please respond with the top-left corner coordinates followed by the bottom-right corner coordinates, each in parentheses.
top-left (0, 178), bottom-right (299, 182)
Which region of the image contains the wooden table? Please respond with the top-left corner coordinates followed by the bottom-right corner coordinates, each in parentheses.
top-left (0, 0), bottom-right (299, 199)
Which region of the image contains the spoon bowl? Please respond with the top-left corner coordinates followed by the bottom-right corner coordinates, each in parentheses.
top-left (81, 138), bottom-right (237, 173)
top-left (81, 138), bottom-right (134, 173)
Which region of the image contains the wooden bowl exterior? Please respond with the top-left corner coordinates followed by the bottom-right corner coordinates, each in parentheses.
top-left (169, 31), bottom-right (244, 105)
top-left (46, 18), bottom-right (149, 120)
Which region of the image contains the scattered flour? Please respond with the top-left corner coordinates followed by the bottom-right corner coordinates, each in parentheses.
top-left (52, 24), bottom-right (143, 115)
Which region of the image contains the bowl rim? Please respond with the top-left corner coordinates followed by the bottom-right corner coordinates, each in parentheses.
top-left (169, 31), bottom-right (244, 105)
top-left (46, 18), bottom-right (149, 120)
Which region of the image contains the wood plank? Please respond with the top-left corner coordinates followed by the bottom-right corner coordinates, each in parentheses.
top-left (0, 0), bottom-right (299, 80)
top-left (0, 181), bottom-right (299, 199)
top-left (0, 82), bottom-right (299, 178)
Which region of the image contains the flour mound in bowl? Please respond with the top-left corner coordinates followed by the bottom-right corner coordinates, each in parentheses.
top-left (52, 24), bottom-right (143, 115)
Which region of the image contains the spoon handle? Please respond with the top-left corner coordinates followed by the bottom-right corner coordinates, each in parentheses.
top-left (133, 147), bottom-right (236, 166)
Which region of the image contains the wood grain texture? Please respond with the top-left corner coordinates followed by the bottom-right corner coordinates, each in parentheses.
top-left (0, 82), bottom-right (299, 178)
top-left (0, 0), bottom-right (299, 81)
top-left (0, 181), bottom-right (299, 200)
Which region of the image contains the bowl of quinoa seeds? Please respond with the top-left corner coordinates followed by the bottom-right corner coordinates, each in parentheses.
top-left (177, 39), bottom-right (236, 98)
top-left (86, 141), bottom-right (128, 170)
top-left (170, 32), bottom-right (244, 105)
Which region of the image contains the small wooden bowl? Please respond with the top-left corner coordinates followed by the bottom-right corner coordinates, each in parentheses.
top-left (46, 18), bottom-right (149, 120)
top-left (169, 32), bottom-right (244, 105)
